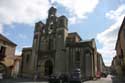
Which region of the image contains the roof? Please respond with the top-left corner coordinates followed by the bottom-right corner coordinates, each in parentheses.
top-left (115, 16), bottom-right (125, 49)
top-left (22, 47), bottom-right (32, 51)
top-left (66, 39), bottom-right (94, 47)
top-left (66, 38), bottom-right (96, 50)
top-left (0, 34), bottom-right (17, 46)
top-left (68, 32), bottom-right (82, 40)
top-left (80, 39), bottom-right (94, 43)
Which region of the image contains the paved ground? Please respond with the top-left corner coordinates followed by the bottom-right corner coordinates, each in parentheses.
top-left (84, 74), bottom-right (125, 83)
top-left (84, 78), bottom-right (112, 83)
top-left (1, 75), bottom-right (125, 83)
top-left (0, 78), bottom-right (48, 83)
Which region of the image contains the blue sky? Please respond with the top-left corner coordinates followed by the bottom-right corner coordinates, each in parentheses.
top-left (0, 0), bottom-right (125, 66)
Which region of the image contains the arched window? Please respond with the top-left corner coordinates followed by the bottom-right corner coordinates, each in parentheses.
top-left (0, 46), bottom-right (6, 60)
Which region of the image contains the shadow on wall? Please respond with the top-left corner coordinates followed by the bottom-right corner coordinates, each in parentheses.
top-left (112, 76), bottom-right (125, 83)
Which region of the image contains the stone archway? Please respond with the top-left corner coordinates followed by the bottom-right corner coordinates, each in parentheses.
top-left (44, 60), bottom-right (53, 76)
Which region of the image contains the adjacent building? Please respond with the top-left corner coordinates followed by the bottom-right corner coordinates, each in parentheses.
top-left (111, 56), bottom-right (122, 75)
top-left (0, 33), bottom-right (17, 77)
top-left (11, 56), bottom-right (22, 78)
top-left (20, 7), bottom-right (104, 80)
top-left (96, 53), bottom-right (106, 77)
top-left (115, 17), bottom-right (125, 76)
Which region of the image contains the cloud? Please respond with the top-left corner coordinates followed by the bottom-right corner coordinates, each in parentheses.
top-left (52, 0), bottom-right (99, 24)
top-left (106, 5), bottom-right (125, 21)
top-left (96, 4), bottom-right (125, 66)
top-left (0, 0), bottom-right (51, 30)
top-left (18, 34), bottom-right (28, 39)
top-left (0, 23), bottom-right (3, 33)
top-left (15, 50), bottom-right (22, 56)
top-left (0, 0), bottom-right (100, 32)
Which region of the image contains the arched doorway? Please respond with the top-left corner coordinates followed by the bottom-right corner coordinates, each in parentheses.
top-left (44, 60), bottom-right (53, 76)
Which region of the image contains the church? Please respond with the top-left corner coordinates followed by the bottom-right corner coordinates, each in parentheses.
top-left (20, 6), bottom-right (104, 80)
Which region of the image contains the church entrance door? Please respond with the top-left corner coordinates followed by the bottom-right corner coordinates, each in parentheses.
top-left (44, 60), bottom-right (53, 76)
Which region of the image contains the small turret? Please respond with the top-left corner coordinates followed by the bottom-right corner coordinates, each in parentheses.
top-left (58, 15), bottom-right (68, 29)
top-left (34, 21), bottom-right (44, 33)
top-left (48, 6), bottom-right (57, 17)
top-left (46, 7), bottom-right (58, 35)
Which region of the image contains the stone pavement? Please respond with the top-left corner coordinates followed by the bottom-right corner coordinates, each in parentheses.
top-left (84, 76), bottom-right (112, 83)
top-left (0, 78), bottom-right (48, 83)
top-left (84, 75), bottom-right (125, 83)
top-left (1, 75), bottom-right (125, 83)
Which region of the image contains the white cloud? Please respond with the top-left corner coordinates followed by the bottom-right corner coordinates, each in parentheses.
top-left (15, 50), bottom-right (22, 56)
top-left (18, 34), bottom-right (28, 39)
top-left (52, 0), bottom-right (99, 24)
top-left (0, 23), bottom-right (3, 33)
top-left (0, 0), bottom-right (51, 28)
top-left (96, 4), bottom-right (125, 66)
top-left (0, 0), bottom-right (100, 31)
top-left (106, 5), bottom-right (125, 21)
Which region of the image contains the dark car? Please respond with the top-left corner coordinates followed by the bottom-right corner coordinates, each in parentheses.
top-left (101, 72), bottom-right (108, 77)
top-left (49, 74), bottom-right (59, 83)
top-left (59, 73), bottom-right (69, 83)
top-left (70, 68), bottom-right (81, 83)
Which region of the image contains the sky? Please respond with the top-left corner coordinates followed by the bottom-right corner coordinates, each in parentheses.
top-left (0, 0), bottom-right (125, 66)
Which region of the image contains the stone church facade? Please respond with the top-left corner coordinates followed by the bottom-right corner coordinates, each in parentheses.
top-left (20, 7), bottom-right (101, 80)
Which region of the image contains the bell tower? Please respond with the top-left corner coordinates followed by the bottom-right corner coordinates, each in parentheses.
top-left (48, 7), bottom-right (57, 17)
top-left (46, 7), bottom-right (57, 35)
top-left (45, 6), bottom-right (58, 51)
top-left (30, 21), bottom-right (44, 73)
top-left (54, 15), bottom-right (68, 74)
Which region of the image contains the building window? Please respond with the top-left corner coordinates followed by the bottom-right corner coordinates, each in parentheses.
top-left (124, 29), bottom-right (125, 40)
top-left (0, 46), bottom-right (6, 60)
top-left (26, 54), bottom-right (30, 63)
top-left (120, 49), bottom-right (123, 58)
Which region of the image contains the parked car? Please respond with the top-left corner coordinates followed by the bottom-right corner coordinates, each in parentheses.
top-left (49, 74), bottom-right (59, 83)
top-left (59, 73), bottom-right (69, 83)
top-left (70, 68), bottom-right (81, 83)
top-left (101, 72), bottom-right (108, 77)
top-left (96, 71), bottom-right (101, 78)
